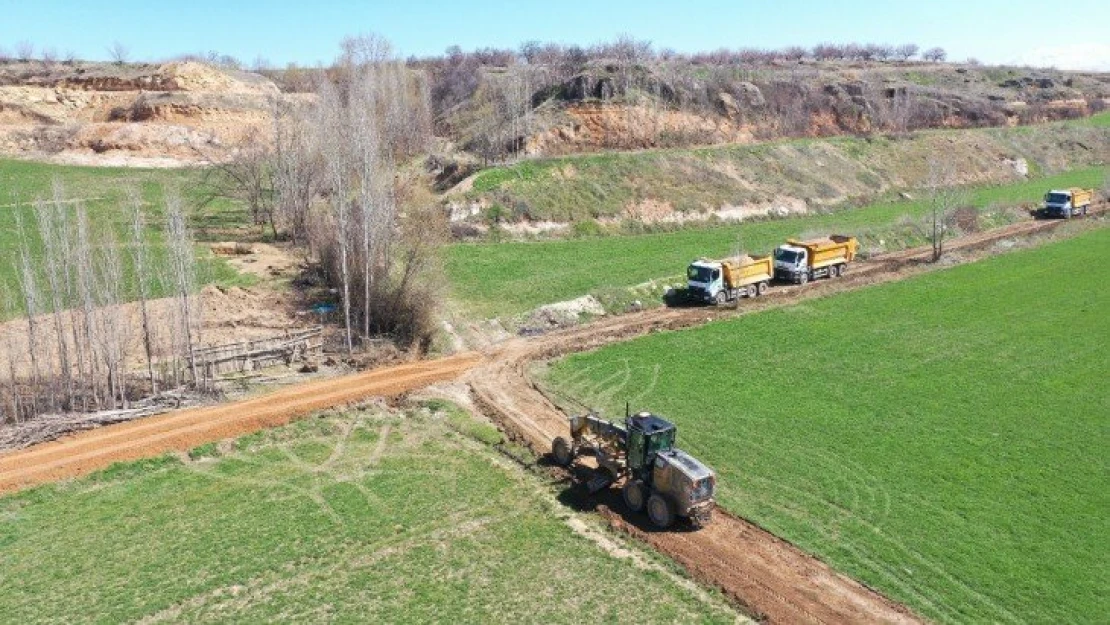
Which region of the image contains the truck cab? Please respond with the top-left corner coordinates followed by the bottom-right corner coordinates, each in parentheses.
top-left (686, 260), bottom-right (724, 304)
top-left (773, 244), bottom-right (808, 283)
top-left (1040, 189), bottom-right (1087, 219)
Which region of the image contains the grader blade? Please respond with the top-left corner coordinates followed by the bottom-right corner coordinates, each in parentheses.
top-left (586, 471), bottom-right (613, 494)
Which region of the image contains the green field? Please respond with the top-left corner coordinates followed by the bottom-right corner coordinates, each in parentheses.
top-left (0, 404), bottom-right (739, 623)
top-left (0, 159), bottom-right (253, 318)
top-left (446, 166), bottom-right (1107, 318)
top-left (544, 227), bottom-right (1110, 623)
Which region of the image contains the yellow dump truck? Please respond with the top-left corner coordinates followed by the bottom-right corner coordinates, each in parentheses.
top-left (687, 254), bottom-right (773, 305)
top-left (1038, 188), bottom-right (1093, 219)
top-left (773, 235), bottom-right (858, 284)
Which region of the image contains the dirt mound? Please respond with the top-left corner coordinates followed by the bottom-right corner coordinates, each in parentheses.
top-left (156, 62), bottom-right (279, 95)
top-left (0, 61), bottom-right (282, 165)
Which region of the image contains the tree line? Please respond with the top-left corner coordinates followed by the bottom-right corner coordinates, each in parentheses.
top-left (0, 185), bottom-right (201, 423)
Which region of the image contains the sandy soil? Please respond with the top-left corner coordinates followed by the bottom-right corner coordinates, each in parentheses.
top-left (0, 283), bottom-right (310, 377)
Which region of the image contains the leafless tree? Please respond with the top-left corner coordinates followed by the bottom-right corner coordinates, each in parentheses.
top-left (72, 202), bottom-right (103, 408)
top-left (63, 49), bottom-right (77, 65)
top-left (127, 187), bottom-right (158, 394)
top-left (15, 41), bottom-right (34, 62)
top-left (200, 129), bottom-right (276, 236)
top-left (33, 191), bottom-right (74, 410)
top-left (108, 41), bottom-right (129, 65)
top-left (925, 158), bottom-right (967, 262)
top-left (317, 80), bottom-right (355, 352)
top-left (165, 188), bottom-right (201, 386)
top-left (894, 43), bottom-right (920, 62)
top-left (871, 44), bottom-right (894, 61)
top-left (923, 47), bottom-right (947, 63)
top-left (15, 214), bottom-right (45, 415)
top-left (40, 47), bottom-right (57, 68)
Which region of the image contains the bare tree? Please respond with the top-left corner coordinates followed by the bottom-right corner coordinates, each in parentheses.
top-left (875, 44), bottom-right (895, 61)
top-left (15, 213), bottom-right (45, 415)
top-left (107, 41), bottom-right (129, 65)
top-left (923, 47), bottom-right (947, 63)
top-left (165, 189), bottom-right (201, 385)
top-left (73, 202), bottom-right (103, 408)
top-left (15, 41), bottom-right (34, 62)
top-left (127, 187), bottom-right (158, 394)
top-left (894, 43), bottom-right (920, 62)
top-left (317, 80), bottom-right (355, 353)
top-left (40, 47), bottom-right (57, 68)
top-left (33, 191), bottom-right (74, 411)
top-left (200, 129), bottom-right (276, 236)
top-left (925, 158), bottom-right (967, 262)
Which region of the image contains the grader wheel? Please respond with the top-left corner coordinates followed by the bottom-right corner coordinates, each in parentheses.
top-left (647, 493), bottom-right (674, 529)
top-left (552, 437), bottom-right (574, 467)
top-left (622, 480), bottom-right (646, 513)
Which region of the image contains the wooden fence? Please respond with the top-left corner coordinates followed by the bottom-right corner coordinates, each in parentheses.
top-left (190, 327), bottom-right (323, 381)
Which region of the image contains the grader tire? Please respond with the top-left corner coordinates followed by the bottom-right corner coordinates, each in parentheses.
top-left (647, 493), bottom-right (674, 529)
top-left (552, 437), bottom-right (574, 467)
top-left (622, 480), bottom-right (647, 513)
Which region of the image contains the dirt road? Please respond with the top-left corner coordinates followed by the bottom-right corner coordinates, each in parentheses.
top-left (0, 353), bottom-right (480, 493)
top-left (1, 211), bottom-right (1100, 622)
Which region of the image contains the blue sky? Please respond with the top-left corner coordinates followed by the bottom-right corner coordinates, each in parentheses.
top-left (3, 0), bottom-right (1108, 69)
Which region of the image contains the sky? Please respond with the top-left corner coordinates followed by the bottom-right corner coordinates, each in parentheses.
top-left (2, 0), bottom-right (1109, 70)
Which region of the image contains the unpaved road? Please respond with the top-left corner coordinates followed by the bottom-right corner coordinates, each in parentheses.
top-left (0, 353), bottom-right (480, 493)
top-left (0, 210), bottom-right (1102, 622)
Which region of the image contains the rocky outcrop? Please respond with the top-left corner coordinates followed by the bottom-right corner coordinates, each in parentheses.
top-left (0, 61), bottom-right (286, 165)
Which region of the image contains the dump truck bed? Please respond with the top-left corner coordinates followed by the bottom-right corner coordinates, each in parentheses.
top-left (1069, 188), bottom-right (1094, 207)
top-left (786, 235), bottom-right (858, 268)
top-left (721, 255), bottom-right (773, 288)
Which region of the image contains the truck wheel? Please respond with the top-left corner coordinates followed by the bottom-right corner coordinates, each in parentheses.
top-left (839, 263), bottom-right (847, 276)
top-left (746, 284), bottom-right (757, 298)
top-left (647, 494), bottom-right (674, 529)
top-left (622, 480), bottom-right (646, 513)
top-left (798, 273), bottom-right (809, 286)
top-left (714, 291), bottom-right (726, 306)
top-left (757, 281), bottom-right (768, 296)
top-left (552, 437), bottom-right (574, 467)
top-left (829, 265), bottom-right (839, 278)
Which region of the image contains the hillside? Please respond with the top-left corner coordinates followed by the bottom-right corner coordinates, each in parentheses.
top-left (0, 60), bottom-right (296, 166)
top-left (435, 58), bottom-right (1110, 163)
top-left (449, 115), bottom-right (1110, 226)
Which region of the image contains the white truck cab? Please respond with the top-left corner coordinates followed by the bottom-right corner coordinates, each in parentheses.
top-left (773, 244), bottom-right (808, 282)
top-left (1040, 189), bottom-right (1089, 219)
top-left (686, 260), bottom-right (724, 304)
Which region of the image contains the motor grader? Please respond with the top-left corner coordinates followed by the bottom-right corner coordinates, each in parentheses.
top-left (551, 410), bottom-right (716, 528)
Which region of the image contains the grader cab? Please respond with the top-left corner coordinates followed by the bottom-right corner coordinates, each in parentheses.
top-left (552, 410), bottom-right (716, 528)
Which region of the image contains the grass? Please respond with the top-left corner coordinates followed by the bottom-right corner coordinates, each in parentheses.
top-left (0, 159), bottom-right (255, 319)
top-left (464, 114), bottom-right (1110, 222)
top-left (543, 226), bottom-right (1110, 623)
top-left (0, 406), bottom-right (739, 623)
top-left (446, 166), bottom-right (1107, 318)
